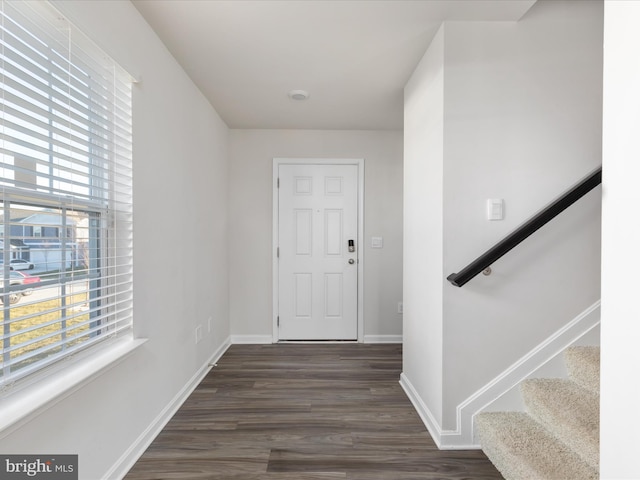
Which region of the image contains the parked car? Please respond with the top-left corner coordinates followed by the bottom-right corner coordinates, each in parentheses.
top-left (0, 276), bottom-right (22, 304)
top-left (8, 259), bottom-right (35, 270)
top-left (11, 271), bottom-right (41, 295)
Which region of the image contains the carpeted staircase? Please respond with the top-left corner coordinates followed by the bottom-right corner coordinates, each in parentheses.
top-left (475, 346), bottom-right (600, 480)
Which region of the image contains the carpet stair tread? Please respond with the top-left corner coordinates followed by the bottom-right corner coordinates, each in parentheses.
top-left (476, 346), bottom-right (600, 479)
top-left (475, 411), bottom-right (598, 480)
top-left (521, 378), bottom-right (599, 470)
top-left (564, 346), bottom-right (599, 395)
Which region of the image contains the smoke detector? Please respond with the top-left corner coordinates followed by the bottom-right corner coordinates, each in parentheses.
top-left (288, 90), bottom-right (309, 101)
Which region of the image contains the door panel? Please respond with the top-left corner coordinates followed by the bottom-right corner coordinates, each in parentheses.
top-left (325, 210), bottom-right (343, 256)
top-left (294, 273), bottom-right (312, 318)
top-left (278, 164), bottom-right (358, 340)
top-left (294, 209), bottom-right (312, 255)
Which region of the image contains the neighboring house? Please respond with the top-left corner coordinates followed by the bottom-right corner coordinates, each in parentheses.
top-left (5, 212), bottom-right (80, 270)
top-left (10, 212), bottom-right (76, 245)
top-left (0, 239), bottom-right (29, 260)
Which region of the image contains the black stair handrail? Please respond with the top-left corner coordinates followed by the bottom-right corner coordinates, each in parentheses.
top-left (447, 166), bottom-right (602, 287)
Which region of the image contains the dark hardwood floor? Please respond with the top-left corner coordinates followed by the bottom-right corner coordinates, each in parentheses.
top-left (125, 344), bottom-right (503, 479)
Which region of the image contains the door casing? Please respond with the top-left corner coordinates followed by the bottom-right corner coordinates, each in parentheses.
top-left (272, 158), bottom-right (365, 342)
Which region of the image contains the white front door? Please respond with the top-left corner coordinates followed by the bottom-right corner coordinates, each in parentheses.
top-left (277, 163), bottom-right (359, 340)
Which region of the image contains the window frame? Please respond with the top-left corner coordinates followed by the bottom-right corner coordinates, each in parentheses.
top-left (0, 0), bottom-right (134, 394)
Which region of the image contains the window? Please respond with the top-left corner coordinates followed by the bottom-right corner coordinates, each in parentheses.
top-left (0, 1), bottom-right (133, 389)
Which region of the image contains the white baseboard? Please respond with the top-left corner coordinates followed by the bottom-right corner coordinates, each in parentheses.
top-left (106, 337), bottom-right (232, 480)
top-left (230, 334), bottom-right (273, 344)
top-left (400, 301), bottom-right (601, 449)
top-left (364, 334), bottom-right (402, 343)
top-left (399, 373), bottom-right (479, 450)
top-left (230, 334), bottom-right (401, 344)
top-left (399, 373), bottom-right (445, 448)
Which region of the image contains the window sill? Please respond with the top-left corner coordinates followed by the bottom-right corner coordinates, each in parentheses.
top-left (0, 336), bottom-right (147, 438)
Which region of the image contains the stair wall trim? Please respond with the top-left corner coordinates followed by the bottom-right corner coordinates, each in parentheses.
top-left (401, 300), bottom-right (600, 450)
top-left (400, 373), bottom-right (480, 449)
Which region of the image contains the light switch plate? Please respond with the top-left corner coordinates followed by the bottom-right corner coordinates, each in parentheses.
top-left (487, 199), bottom-right (504, 221)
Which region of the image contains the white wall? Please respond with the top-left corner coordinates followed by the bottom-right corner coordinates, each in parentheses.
top-left (601, 1), bottom-right (640, 477)
top-left (403, 26), bottom-right (445, 426)
top-left (0, 2), bottom-right (231, 479)
top-left (403, 0), bottom-right (602, 437)
top-left (228, 129), bottom-right (403, 341)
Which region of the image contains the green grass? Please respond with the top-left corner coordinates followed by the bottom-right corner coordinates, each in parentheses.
top-left (1, 293), bottom-right (90, 374)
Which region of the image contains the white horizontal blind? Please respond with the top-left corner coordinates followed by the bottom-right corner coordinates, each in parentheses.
top-left (0, 0), bottom-right (133, 387)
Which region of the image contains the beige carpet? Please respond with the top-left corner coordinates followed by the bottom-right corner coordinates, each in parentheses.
top-left (475, 346), bottom-right (599, 480)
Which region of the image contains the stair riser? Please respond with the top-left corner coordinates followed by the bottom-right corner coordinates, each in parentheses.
top-left (521, 379), bottom-right (599, 471)
top-left (476, 347), bottom-right (600, 480)
top-left (564, 346), bottom-right (600, 395)
top-left (475, 412), bottom-right (598, 480)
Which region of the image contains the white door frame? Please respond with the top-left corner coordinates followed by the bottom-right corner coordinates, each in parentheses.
top-left (272, 158), bottom-right (365, 343)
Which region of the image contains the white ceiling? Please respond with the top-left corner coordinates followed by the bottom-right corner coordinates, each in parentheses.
top-left (132, 0), bottom-right (536, 130)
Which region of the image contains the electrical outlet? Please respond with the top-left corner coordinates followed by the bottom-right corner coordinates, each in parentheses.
top-left (195, 325), bottom-right (203, 344)
top-left (398, 302), bottom-right (403, 314)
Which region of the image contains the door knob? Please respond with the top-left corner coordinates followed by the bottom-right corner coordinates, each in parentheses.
top-left (348, 259), bottom-right (355, 264)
